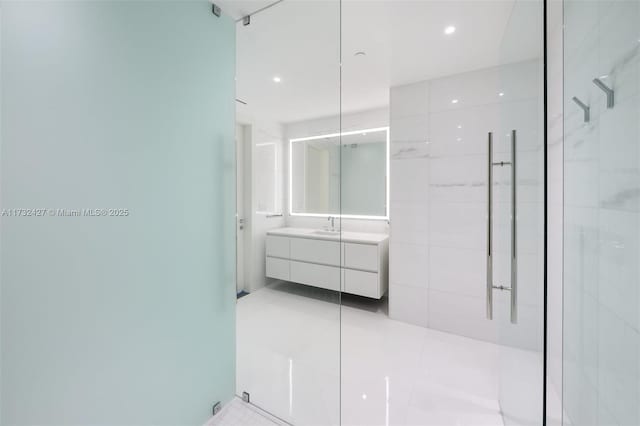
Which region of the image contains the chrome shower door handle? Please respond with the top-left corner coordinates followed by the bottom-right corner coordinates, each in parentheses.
top-left (510, 129), bottom-right (518, 324)
top-left (486, 132), bottom-right (493, 320)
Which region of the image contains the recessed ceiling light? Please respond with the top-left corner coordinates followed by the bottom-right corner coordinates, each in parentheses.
top-left (362, 394), bottom-right (367, 400)
top-left (273, 76), bottom-right (282, 83)
top-left (457, 124), bottom-right (462, 129)
top-left (451, 99), bottom-right (459, 104)
top-left (499, 92), bottom-right (505, 97)
top-left (444, 25), bottom-right (456, 35)
top-left (354, 51), bottom-right (367, 57)
top-left (456, 137), bottom-right (462, 142)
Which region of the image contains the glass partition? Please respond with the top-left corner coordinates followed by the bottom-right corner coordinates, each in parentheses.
top-left (0, 2), bottom-right (236, 424)
top-left (563, 1), bottom-right (640, 424)
top-left (496, 1), bottom-right (546, 424)
top-left (337, 1), bottom-right (547, 424)
top-left (234, 1), bottom-right (342, 425)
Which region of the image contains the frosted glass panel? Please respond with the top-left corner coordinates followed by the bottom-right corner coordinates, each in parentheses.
top-left (0, 2), bottom-right (236, 425)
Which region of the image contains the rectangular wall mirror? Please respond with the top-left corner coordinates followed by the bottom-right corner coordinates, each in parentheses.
top-left (289, 127), bottom-right (389, 219)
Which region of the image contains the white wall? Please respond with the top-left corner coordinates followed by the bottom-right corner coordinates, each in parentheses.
top-left (283, 108), bottom-right (390, 234)
top-left (389, 60), bottom-right (544, 351)
top-left (236, 124), bottom-right (248, 294)
top-left (238, 117), bottom-right (286, 293)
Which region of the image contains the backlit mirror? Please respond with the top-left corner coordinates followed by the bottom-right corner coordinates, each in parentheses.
top-left (290, 127), bottom-right (389, 218)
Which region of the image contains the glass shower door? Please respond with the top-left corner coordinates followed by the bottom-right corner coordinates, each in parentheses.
top-left (234, 1), bottom-right (342, 425)
top-left (495, 1), bottom-right (546, 424)
top-left (0, 2), bottom-right (236, 424)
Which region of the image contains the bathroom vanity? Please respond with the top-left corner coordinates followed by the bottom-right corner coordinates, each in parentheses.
top-left (265, 227), bottom-right (389, 299)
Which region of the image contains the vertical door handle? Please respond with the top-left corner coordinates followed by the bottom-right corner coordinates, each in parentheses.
top-left (486, 130), bottom-right (517, 324)
top-left (510, 130), bottom-right (518, 324)
top-left (486, 132), bottom-right (493, 320)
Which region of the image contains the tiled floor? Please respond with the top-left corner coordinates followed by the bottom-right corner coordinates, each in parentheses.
top-left (237, 282), bottom-right (543, 426)
top-left (206, 397), bottom-right (286, 426)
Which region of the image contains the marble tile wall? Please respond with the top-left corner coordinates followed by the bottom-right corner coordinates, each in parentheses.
top-left (563, 1), bottom-right (640, 425)
top-left (389, 81), bottom-right (431, 327)
top-left (389, 60), bottom-right (544, 351)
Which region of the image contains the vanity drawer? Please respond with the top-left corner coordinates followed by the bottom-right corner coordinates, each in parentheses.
top-left (290, 238), bottom-right (340, 266)
top-left (290, 261), bottom-right (341, 291)
top-left (266, 257), bottom-right (290, 281)
top-left (343, 269), bottom-right (381, 299)
top-left (266, 235), bottom-right (290, 258)
top-left (343, 242), bottom-right (378, 272)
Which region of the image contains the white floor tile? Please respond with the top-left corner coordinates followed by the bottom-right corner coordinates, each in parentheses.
top-left (206, 397), bottom-right (286, 426)
top-left (237, 282), bottom-right (541, 426)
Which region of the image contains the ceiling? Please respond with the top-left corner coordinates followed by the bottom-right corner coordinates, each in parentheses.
top-left (218, 0), bottom-right (542, 125)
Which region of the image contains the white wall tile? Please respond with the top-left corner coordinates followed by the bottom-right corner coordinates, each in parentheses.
top-left (390, 201), bottom-right (429, 245)
top-left (390, 60), bottom-right (542, 353)
top-left (597, 208), bottom-right (640, 332)
top-left (429, 246), bottom-right (484, 298)
top-left (390, 115), bottom-right (429, 144)
top-left (390, 157), bottom-right (429, 203)
top-left (390, 242), bottom-right (429, 289)
top-left (390, 81), bottom-right (429, 118)
top-left (597, 306), bottom-right (639, 426)
top-left (428, 106), bottom-right (496, 157)
top-left (429, 155), bottom-right (485, 204)
top-left (389, 284), bottom-right (428, 327)
top-left (427, 289), bottom-right (496, 343)
top-left (428, 66), bottom-right (500, 113)
top-left (429, 202), bottom-right (485, 250)
top-left (563, 1), bottom-right (640, 421)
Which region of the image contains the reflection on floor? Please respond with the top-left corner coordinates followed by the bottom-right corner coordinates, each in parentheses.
top-left (206, 397), bottom-right (285, 426)
top-left (237, 281), bottom-right (539, 426)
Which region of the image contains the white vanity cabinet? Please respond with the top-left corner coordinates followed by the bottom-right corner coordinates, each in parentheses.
top-left (265, 228), bottom-right (389, 299)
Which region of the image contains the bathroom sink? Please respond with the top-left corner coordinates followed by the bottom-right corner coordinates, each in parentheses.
top-left (312, 230), bottom-right (341, 236)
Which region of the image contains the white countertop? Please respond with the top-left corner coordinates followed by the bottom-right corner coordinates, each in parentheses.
top-left (267, 227), bottom-right (388, 244)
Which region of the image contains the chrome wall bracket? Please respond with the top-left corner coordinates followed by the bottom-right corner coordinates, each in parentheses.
top-left (593, 78), bottom-right (614, 108)
top-left (212, 401), bottom-right (222, 416)
top-left (211, 3), bottom-right (221, 17)
top-left (572, 97), bottom-right (590, 123)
